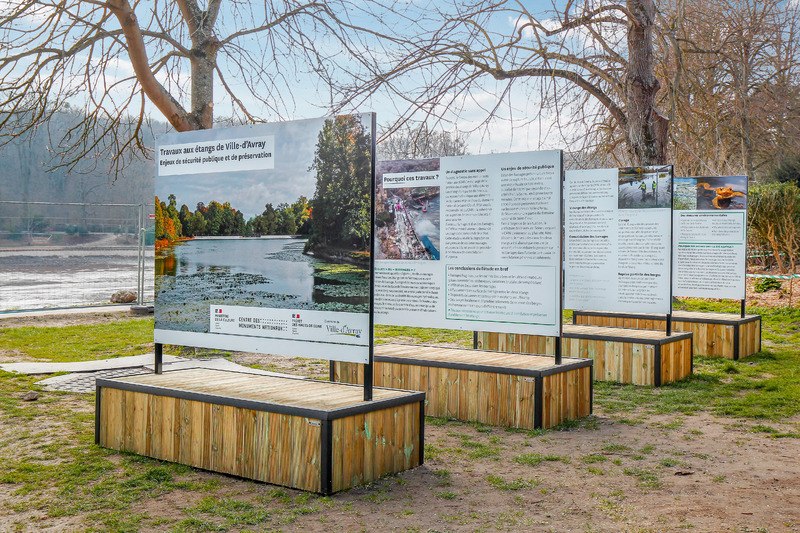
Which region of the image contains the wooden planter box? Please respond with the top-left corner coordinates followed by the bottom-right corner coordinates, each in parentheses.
top-left (572, 310), bottom-right (761, 360)
top-left (333, 344), bottom-right (593, 430)
top-left (96, 368), bottom-right (425, 494)
top-left (477, 325), bottom-right (693, 386)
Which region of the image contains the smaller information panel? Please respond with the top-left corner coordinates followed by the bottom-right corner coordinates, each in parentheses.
top-left (564, 166), bottom-right (674, 315)
top-left (374, 151), bottom-right (562, 336)
top-left (672, 176), bottom-right (747, 300)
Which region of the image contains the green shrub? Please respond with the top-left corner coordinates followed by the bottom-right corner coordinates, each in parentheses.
top-left (753, 277), bottom-right (783, 293)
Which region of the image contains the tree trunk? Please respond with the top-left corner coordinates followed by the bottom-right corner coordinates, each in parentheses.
top-left (626, 0), bottom-right (669, 165)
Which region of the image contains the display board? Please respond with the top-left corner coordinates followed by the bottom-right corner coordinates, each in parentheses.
top-left (373, 151), bottom-right (563, 336)
top-left (672, 176), bottom-right (747, 299)
top-left (564, 166), bottom-right (674, 314)
top-left (154, 114), bottom-right (375, 363)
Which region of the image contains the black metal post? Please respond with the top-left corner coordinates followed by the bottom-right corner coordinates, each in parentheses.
top-left (555, 336), bottom-right (562, 365)
top-left (473, 331), bottom-right (478, 349)
top-left (666, 314), bottom-right (672, 336)
top-left (155, 342), bottom-right (163, 374)
top-left (364, 112), bottom-right (377, 402)
top-left (741, 298), bottom-right (746, 319)
top-left (556, 150), bottom-right (565, 366)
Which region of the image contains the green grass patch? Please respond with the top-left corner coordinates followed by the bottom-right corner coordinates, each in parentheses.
top-left (513, 453), bottom-right (570, 467)
top-left (188, 497), bottom-right (272, 527)
top-left (373, 325), bottom-right (472, 346)
top-left (623, 468), bottom-right (663, 489)
top-left (581, 454), bottom-right (608, 464)
top-left (0, 318), bottom-right (154, 362)
top-left (486, 475), bottom-right (538, 490)
top-left (455, 434), bottom-right (500, 460)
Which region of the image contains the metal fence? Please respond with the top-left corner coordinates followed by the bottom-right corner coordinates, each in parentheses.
top-left (0, 201), bottom-right (154, 312)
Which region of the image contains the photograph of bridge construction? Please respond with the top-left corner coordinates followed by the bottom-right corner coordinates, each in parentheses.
top-left (375, 159), bottom-right (441, 261)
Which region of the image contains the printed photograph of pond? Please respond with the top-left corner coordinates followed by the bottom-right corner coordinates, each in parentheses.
top-left (155, 237), bottom-right (369, 333)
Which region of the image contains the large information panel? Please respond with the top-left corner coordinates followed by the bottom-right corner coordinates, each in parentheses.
top-left (154, 114), bottom-right (374, 363)
top-left (564, 166), bottom-right (674, 314)
top-left (672, 176), bottom-right (747, 299)
top-left (373, 151), bottom-right (562, 336)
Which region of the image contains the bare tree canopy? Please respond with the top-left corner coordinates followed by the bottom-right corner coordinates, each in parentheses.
top-left (377, 123), bottom-right (469, 161)
top-left (662, 0), bottom-right (800, 179)
top-left (0, 0), bottom-right (385, 172)
top-left (332, 0), bottom-right (800, 173)
top-left (331, 0), bottom-right (671, 165)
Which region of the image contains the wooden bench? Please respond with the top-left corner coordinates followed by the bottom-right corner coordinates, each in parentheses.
top-left (96, 368), bottom-right (425, 494)
top-left (333, 344), bottom-right (593, 430)
top-left (477, 324), bottom-right (693, 386)
top-left (572, 310), bottom-right (761, 360)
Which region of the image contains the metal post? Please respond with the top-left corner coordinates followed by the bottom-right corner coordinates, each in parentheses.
top-left (473, 331), bottom-right (478, 349)
top-left (740, 298), bottom-right (746, 319)
top-left (137, 203), bottom-right (145, 306)
top-left (555, 336), bottom-right (562, 365)
top-left (154, 343), bottom-right (163, 374)
top-left (556, 150), bottom-right (565, 365)
top-left (666, 313), bottom-right (672, 336)
top-left (364, 112), bottom-right (377, 402)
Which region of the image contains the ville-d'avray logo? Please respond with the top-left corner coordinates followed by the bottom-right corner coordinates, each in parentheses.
top-left (325, 323), bottom-right (362, 338)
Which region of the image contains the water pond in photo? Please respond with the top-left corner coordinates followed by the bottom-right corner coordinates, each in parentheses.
top-left (155, 237), bottom-right (369, 333)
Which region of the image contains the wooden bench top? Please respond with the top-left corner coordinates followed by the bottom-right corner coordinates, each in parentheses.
top-left (574, 310), bottom-right (760, 324)
top-left (374, 343), bottom-right (591, 377)
top-left (98, 368), bottom-right (422, 419)
top-left (562, 324), bottom-right (692, 344)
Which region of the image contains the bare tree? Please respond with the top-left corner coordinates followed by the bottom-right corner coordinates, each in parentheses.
top-left (377, 123), bottom-right (469, 160)
top-left (0, 0), bottom-right (382, 172)
top-left (333, 0), bottom-right (800, 172)
top-left (660, 0), bottom-right (800, 179)
top-left (331, 0), bottom-right (671, 165)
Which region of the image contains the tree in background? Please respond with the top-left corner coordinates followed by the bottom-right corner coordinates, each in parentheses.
top-left (749, 182), bottom-right (800, 274)
top-left (332, 0), bottom-right (671, 165)
top-left (377, 123), bottom-right (469, 161)
top-left (662, 0), bottom-right (800, 179)
top-left (331, 0), bottom-right (799, 174)
top-left (307, 116), bottom-right (372, 251)
top-left (0, 0), bottom-right (383, 172)
top-left (154, 196), bottom-right (165, 239)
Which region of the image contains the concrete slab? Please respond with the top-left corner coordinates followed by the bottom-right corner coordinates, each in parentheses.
top-left (37, 367), bottom-right (152, 393)
top-left (0, 354), bottom-right (185, 375)
top-left (35, 357), bottom-right (300, 393)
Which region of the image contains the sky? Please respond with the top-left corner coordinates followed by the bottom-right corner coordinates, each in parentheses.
top-left (154, 114), bottom-right (374, 219)
top-left (125, 1), bottom-right (582, 157)
top-left (3, 0), bottom-right (616, 179)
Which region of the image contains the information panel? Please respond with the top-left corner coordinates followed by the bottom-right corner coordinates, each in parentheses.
top-left (564, 166), bottom-right (673, 314)
top-left (672, 176), bottom-right (747, 299)
top-left (154, 114), bottom-right (374, 363)
top-left (374, 151), bottom-right (562, 336)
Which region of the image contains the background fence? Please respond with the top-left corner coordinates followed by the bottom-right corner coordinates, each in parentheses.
top-left (0, 201), bottom-right (154, 312)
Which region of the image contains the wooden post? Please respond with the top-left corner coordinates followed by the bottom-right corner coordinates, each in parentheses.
top-left (154, 343), bottom-right (163, 374)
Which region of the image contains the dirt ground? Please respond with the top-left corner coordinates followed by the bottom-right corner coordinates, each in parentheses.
top-left (1, 309), bottom-right (799, 532)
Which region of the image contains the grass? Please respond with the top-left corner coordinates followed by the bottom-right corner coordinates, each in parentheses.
top-left (486, 475), bottom-right (538, 491)
top-left (374, 325), bottom-right (472, 347)
top-left (0, 318), bottom-right (154, 362)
